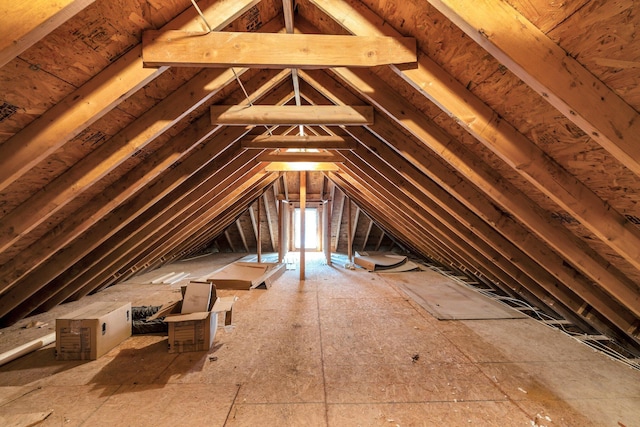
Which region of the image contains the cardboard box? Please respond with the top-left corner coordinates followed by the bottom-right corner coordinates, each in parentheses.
top-left (165, 310), bottom-right (218, 353)
top-left (163, 282), bottom-right (236, 353)
top-left (56, 301), bottom-right (132, 360)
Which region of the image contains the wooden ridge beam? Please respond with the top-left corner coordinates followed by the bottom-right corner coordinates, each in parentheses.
top-left (142, 31), bottom-right (416, 68)
top-left (426, 0), bottom-right (640, 178)
top-left (242, 134), bottom-right (356, 150)
top-left (0, 0), bottom-right (96, 67)
top-left (211, 105), bottom-right (373, 125)
top-left (0, 0), bottom-right (259, 192)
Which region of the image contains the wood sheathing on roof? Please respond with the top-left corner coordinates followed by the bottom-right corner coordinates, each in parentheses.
top-left (0, 0), bottom-right (639, 353)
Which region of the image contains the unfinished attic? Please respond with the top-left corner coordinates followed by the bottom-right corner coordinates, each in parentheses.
top-left (1, 0), bottom-right (640, 425)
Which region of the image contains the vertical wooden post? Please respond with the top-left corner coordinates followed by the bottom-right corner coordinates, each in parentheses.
top-left (347, 197), bottom-right (353, 264)
top-left (278, 199), bottom-right (285, 263)
top-left (325, 199), bottom-right (332, 266)
top-left (257, 198), bottom-right (262, 263)
top-left (300, 171), bottom-right (306, 280)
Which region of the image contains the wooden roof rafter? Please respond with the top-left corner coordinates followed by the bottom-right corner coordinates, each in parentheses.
top-left (0, 0), bottom-right (260, 192)
top-left (425, 0), bottom-right (640, 178)
top-left (0, 0), bottom-right (98, 68)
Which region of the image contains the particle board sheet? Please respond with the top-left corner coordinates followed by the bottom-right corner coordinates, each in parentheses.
top-left (205, 262), bottom-right (285, 290)
top-left (391, 270), bottom-right (526, 320)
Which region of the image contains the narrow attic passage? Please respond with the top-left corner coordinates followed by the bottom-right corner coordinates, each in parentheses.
top-left (1, 252), bottom-right (639, 426)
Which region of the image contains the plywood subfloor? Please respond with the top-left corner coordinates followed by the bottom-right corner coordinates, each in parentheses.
top-left (0, 252), bottom-right (639, 426)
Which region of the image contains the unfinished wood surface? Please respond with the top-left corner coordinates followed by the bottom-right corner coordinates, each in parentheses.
top-left (2, 253), bottom-right (637, 426)
top-left (0, 0), bottom-right (96, 67)
top-left (300, 69), bottom-right (640, 332)
top-left (142, 31), bottom-right (416, 68)
top-left (1, 0), bottom-right (639, 359)
top-left (426, 0), bottom-right (640, 178)
top-left (0, 0), bottom-right (259, 192)
top-left (317, 67), bottom-right (640, 318)
top-left (258, 152), bottom-right (341, 163)
top-left (309, 0), bottom-right (640, 265)
top-left (210, 105), bottom-right (374, 125)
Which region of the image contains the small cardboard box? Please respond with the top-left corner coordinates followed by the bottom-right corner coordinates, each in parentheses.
top-left (165, 310), bottom-right (218, 353)
top-left (163, 282), bottom-right (236, 353)
top-left (56, 301), bottom-right (132, 360)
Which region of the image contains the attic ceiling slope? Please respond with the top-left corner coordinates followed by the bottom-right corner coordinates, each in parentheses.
top-left (293, 66), bottom-right (637, 347)
top-left (0, 69), bottom-right (295, 323)
top-left (0, 0), bottom-right (259, 191)
top-left (300, 0), bottom-right (640, 298)
top-left (298, 65), bottom-right (639, 337)
top-left (0, 0), bottom-right (638, 355)
top-left (0, 0), bottom-right (98, 67)
top-left (425, 0), bottom-right (640, 177)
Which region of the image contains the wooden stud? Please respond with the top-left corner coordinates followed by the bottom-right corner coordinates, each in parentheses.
top-left (257, 198), bottom-right (262, 262)
top-left (278, 199), bottom-right (285, 263)
top-left (347, 197), bottom-right (353, 264)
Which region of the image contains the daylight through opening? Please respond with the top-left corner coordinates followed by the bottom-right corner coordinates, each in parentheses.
top-left (294, 207), bottom-right (318, 250)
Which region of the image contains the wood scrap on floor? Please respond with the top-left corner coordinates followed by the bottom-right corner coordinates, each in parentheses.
top-left (203, 261), bottom-right (285, 290)
top-left (390, 270), bottom-right (527, 320)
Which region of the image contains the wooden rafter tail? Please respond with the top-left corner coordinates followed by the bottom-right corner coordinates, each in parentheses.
top-left (142, 31), bottom-right (417, 68)
top-left (210, 105), bottom-right (374, 125)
